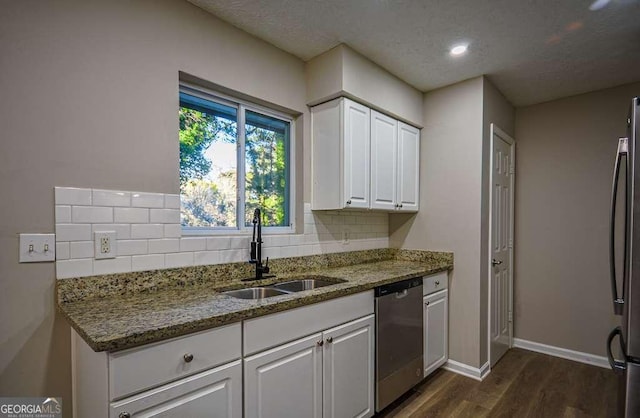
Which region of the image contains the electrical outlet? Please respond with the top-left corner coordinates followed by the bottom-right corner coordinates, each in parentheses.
top-left (94, 231), bottom-right (117, 259)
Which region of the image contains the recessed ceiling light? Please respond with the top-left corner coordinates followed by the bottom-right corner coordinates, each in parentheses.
top-left (589, 0), bottom-right (610, 11)
top-left (450, 44), bottom-right (468, 56)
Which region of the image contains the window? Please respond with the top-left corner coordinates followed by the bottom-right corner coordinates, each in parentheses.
top-left (178, 86), bottom-right (293, 233)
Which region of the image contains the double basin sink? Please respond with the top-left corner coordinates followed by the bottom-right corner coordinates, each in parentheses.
top-left (222, 277), bottom-right (345, 300)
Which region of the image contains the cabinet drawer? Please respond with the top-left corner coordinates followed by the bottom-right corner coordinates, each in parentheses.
top-left (244, 291), bottom-right (374, 356)
top-left (109, 322), bottom-right (241, 401)
top-left (110, 360), bottom-right (242, 418)
top-left (423, 271), bottom-right (448, 295)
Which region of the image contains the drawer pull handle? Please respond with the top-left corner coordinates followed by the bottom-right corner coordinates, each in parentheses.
top-left (183, 353), bottom-right (194, 363)
top-left (317, 340), bottom-right (324, 347)
top-left (119, 413), bottom-right (131, 418)
top-left (326, 337), bottom-right (334, 343)
top-left (435, 281), bottom-right (440, 286)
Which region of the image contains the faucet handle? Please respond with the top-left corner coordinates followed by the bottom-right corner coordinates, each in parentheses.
top-left (264, 257), bottom-right (270, 273)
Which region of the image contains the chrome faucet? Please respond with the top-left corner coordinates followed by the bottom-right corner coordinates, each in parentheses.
top-left (248, 208), bottom-right (270, 281)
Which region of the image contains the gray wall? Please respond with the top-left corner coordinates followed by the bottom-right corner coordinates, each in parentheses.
top-left (0, 0), bottom-right (307, 411)
top-left (390, 77), bottom-right (485, 368)
top-left (514, 81), bottom-right (640, 356)
top-left (390, 76), bottom-right (514, 369)
top-left (306, 44), bottom-right (424, 126)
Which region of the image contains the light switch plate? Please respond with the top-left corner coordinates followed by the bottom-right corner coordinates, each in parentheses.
top-left (19, 233), bottom-right (56, 262)
top-left (94, 231), bottom-right (117, 259)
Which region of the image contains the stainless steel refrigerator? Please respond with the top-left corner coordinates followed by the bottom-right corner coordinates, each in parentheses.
top-left (608, 96), bottom-right (640, 418)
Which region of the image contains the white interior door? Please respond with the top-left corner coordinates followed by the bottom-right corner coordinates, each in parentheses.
top-left (489, 124), bottom-right (515, 367)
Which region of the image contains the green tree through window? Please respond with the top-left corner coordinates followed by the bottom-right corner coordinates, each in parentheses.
top-left (179, 90), bottom-right (291, 230)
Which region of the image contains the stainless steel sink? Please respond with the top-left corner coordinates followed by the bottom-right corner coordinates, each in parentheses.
top-left (222, 287), bottom-right (289, 299)
top-left (270, 277), bottom-right (345, 292)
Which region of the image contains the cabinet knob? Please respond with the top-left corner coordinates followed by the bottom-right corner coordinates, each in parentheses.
top-left (435, 281), bottom-right (440, 286)
top-left (326, 337), bottom-right (333, 343)
top-left (346, 200), bottom-right (352, 205)
top-left (425, 301), bottom-right (430, 306)
top-left (399, 204), bottom-right (403, 208)
top-left (183, 353), bottom-right (194, 363)
top-left (317, 340), bottom-right (324, 347)
top-left (119, 413), bottom-right (131, 418)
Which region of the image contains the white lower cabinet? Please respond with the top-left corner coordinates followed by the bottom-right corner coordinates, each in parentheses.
top-left (423, 289), bottom-right (448, 377)
top-left (71, 323), bottom-right (242, 418)
top-left (73, 292), bottom-right (375, 418)
top-left (322, 315), bottom-right (375, 418)
top-left (244, 314), bottom-right (375, 418)
top-left (110, 360), bottom-right (242, 418)
top-left (244, 333), bottom-right (323, 418)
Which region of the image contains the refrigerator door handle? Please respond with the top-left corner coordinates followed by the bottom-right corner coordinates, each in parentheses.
top-left (610, 138), bottom-right (628, 315)
top-left (607, 326), bottom-right (627, 374)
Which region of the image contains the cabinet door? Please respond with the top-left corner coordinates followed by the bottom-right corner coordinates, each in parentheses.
top-left (323, 315), bottom-right (375, 418)
top-left (244, 333), bottom-right (323, 418)
top-left (424, 290), bottom-right (448, 377)
top-left (370, 110), bottom-right (398, 211)
top-left (109, 360), bottom-right (241, 418)
top-left (397, 122), bottom-right (420, 212)
top-left (343, 99), bottom-right (370, 209)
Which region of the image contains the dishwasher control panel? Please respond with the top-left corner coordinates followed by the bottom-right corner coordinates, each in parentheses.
top-left (375, 277), bottom-right (422, 297)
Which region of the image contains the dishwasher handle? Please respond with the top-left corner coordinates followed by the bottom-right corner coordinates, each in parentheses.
top-left (395, 289), bottom-right (409, 299)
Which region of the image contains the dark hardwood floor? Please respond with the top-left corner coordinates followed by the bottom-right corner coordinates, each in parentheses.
top-left (376, 348), bottom-right (618, 418)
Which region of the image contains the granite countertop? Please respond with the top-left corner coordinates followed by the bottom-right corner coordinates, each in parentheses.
top-left (57, 249), bottom-right (453, 352)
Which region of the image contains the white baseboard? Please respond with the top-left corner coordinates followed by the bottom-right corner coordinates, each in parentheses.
top-left (443, 359), bottom-right (491, 381)
top-left (512, 338), bottom-right (610, 369)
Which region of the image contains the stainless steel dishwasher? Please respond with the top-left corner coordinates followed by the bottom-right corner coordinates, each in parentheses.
top-left (375, 277), bottom-right (424, 412)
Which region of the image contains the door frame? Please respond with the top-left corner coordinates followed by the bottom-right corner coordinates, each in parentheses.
top-left (487, 123), bottom-right (516, 366)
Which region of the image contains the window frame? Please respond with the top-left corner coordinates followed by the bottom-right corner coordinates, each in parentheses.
top-left (179, 82), bottom-right (296, 236)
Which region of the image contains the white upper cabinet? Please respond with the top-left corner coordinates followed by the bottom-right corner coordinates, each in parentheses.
top-left (344, 99), bottom-right (371, 209)
top-left (370, 110), bottom-right (398, 211)
top-left (397, 122), bottom-right (420, 212)
top-left (312, 97), bottom-right (420, 212)
top-left (311, 98), bottom-right (369, 210)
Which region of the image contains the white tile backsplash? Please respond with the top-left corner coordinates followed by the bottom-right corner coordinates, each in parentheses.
top-left (180, 237), bottom-right (207, 252)
top-left (131, 192), bottom-right (165, 208)
top-left (92, 189), bottom-right (131, 207)
top-left (69, 241), bottom-right (94, 259)
top-left (165, 252), bottom-right (194, 268)
top-left (164, 194), bottom-right (180, 209)
top-left (130, 224), bottom-right (164, 239)
top-left (55, 187), bottom-right (92, 205)
top-left (56, 242), bottom-right (70, 260)
top-left (117, 240), bottom-right (148, 256)
top-left (148, 238), bottom-right (180, 254)
top-left (93, 257), bottom-right (132, 275)
top-left (56, 224), bottom-right (92, 242)
top-left (71, 206), bottom-right (113, 223)
top-left (164, 224), bottom-right (182, 238)
top-left (55, 206), bottom-right (71, 223)
top-left (114, 207), bottom-right (149, 223)
top-left (132, 254), bottom-right (165, 271)
top-left (56, 259), bottom-right (93, 279)
top-left (54, 187), bottom-right (389, 278)
top-left (149, 209), bottom-right (180, 224)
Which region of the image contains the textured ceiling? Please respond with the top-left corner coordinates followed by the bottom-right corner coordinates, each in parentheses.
top-left (187, 0), bottom-right (640, 106)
